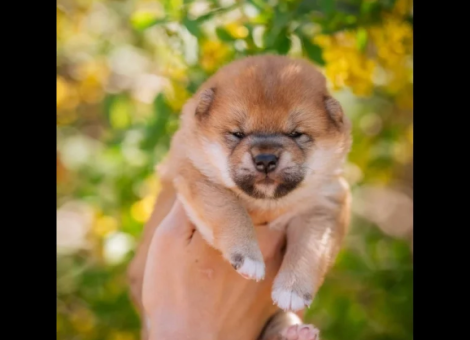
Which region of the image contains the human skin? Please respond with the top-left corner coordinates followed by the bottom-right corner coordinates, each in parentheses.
top-left (142, 198), bottom-right (295, 340)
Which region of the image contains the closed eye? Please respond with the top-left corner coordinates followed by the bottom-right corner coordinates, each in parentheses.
top-left (287, 131), bottom-right (303, 138)
top-left (231, 132), bottom-right (245, 139)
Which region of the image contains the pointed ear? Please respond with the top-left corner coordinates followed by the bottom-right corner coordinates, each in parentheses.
top-left (195, 88), bottom-right (215, 117)
top-left (324, 95), bottom-right (344, 125)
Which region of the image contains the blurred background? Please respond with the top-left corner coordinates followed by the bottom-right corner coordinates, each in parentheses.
top-left (57, 0), bottom-right (413, 339)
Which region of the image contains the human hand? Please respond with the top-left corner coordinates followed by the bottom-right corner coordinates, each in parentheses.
top-left (142, 199), bottom-right (287, 340)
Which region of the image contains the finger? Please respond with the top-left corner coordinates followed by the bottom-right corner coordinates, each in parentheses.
top-left (255, 225), bottom-right (286, 262)
top-left (143, 199), bottom-right (192, 311)
top-left (187, 226), bottom-right (214, 252)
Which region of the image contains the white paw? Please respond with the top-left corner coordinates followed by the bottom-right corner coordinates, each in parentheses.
top-left (237, 257), bottom-right (265, 281)
top-left (281, 324), bottom-right (319, 340)
top-left (271, 289), bottom-right (312, 311)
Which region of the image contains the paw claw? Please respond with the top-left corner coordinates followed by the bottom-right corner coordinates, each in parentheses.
top-left (271, 289), bottom-right (312, 311)
top-left (231, 254), bottom-right (265, 281)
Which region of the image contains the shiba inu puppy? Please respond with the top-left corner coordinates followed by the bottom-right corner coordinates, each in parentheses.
top-left (128, 55), bottom-right (352, 340)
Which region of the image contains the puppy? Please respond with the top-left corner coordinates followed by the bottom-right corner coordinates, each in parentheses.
top-left (128, 55), bottom-right (351, 339)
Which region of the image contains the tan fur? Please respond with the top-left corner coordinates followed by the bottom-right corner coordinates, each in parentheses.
top-left (128, 55), bottom-right (352, 338)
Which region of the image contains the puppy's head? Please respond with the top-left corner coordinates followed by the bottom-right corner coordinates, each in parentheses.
top-left (187, 55), bottom-right (351, 199)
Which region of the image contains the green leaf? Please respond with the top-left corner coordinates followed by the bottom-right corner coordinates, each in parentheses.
top-left (109, 96), bottom-right (131, 129)
top-left (356, 27), bottom-right (368, 52)
top-left (406, 15), bottom-right (413, 26)
top-left (130, 11), bottom-right (167, 31)
top-left (165, 0), bottom-right (184, 20)
top-left (251, 12), bottom-right (271, 25)
top-left (182, 17), bottom-right (201, 37)
top-left (300, 36), bottom-right (325, 66)
top-left (336, 1), bottom-right (361, 15)
top-left (263, 9), bottom-right (291, 48)
top-left (248, 0), bottom-right (269, 11)
top-left (216, 27), bottom-right (235, 42)
top-left (320, 0), bottom-right (335, 14)
top-left (141, 94), bottom-right (173, 151)
top-left (296, 0), bottom-right (318, 13)
top-left (274, 30), bottom-right (291, 55)
top-left (195, 3), bottom-right (238, 23)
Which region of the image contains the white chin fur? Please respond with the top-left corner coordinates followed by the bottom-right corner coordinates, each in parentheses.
top-left (254, 182), bottom-right (276, 198)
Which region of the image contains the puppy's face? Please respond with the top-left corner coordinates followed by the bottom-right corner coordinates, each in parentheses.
top-left (190, 56), bottom-right (351, 199)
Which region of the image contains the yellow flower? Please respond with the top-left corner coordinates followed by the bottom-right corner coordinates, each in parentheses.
top-left (78, 76), bottom-right (104, 104)
top-left (407, 124), bottom-right (413, 145)
top-left (57, 77), bottom-right (68, 108)
top-left (76, 60), bottom-right (109, 83)
top-left (166, 66), bottom-right (188, 83)
top-left (131, 195), bottom-right (156, 223)
top-left (73, 61), bottom-right (108, 104)
top-left (130, 175), bottom-right (163, 222)
top-left (313, 34), bottom-right (333, 48)
top-left (93, 215), bottom-right (118, 237)
top-left (200, 40), bottom-right (231, 73)
top-left (314, 7), bottom-right (412, 99)
top-left (225, 22), bottom-right (249, 39)
top-left (164, 80), bottom-right (191, 112)
top-left (158, 56), bottom-right (188, 83)
top-left (57, 77), bottom-right (79, 109)
top-left (368, 16), bottom-right (412, 96)
top-left (316, 32), bottom-right (375, 96)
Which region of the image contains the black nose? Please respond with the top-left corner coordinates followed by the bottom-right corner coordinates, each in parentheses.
top-left (254, 154), bottom-right (278, 173)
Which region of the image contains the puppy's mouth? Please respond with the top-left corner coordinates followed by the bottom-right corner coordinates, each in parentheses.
top-left (233, 171), bottom-right (303, 200)
top-left (257, 176), bottom-right (276, 185)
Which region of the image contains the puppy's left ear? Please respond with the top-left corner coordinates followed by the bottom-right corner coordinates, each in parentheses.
top-left (324, 96), bottom-right (344, 125)
top-left (195, 87), bottom-right (215, 117)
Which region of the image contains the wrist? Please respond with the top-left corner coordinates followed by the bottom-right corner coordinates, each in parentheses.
top-left (150, 330), bottom-right (219, 340)
top-left (147, 310), bottom-right (223, 340)
top-left (148, 320), bottom-right (253, 340)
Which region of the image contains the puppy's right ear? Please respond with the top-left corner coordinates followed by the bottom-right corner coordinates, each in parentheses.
top-left (324, 96), bottom-right (343, 125)
top-left (195, 88), bottom-right (215, 117)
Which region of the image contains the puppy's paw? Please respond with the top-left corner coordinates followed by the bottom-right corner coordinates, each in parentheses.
top-left (230, 253), bottom-right (265, 281)
top-left (271, 288), bottom-right (312, 311)
top-left (280, 324), bottom-right (319, 340)
top-left (271, 271), bottom-right (314, 311)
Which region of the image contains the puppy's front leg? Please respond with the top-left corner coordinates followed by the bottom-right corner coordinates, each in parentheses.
top-left (272, 189), bottom-right (350, 311)
top-left (174, 175), bottom-right (265, 281)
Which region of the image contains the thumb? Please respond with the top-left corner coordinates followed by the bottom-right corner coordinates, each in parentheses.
top-left (156, 197), bottom-right (195, 240)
